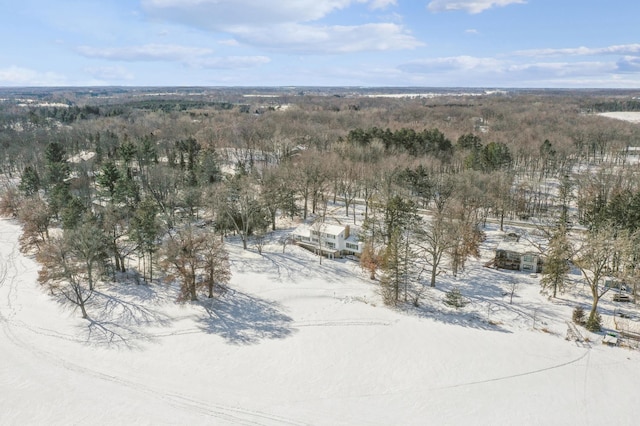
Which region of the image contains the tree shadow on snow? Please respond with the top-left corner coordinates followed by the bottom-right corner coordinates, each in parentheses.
top-left (196, 289), bottom-right (295, 345)
top-left (402, 287), bottom-right (512, 333)
top-left (404, 302), bottom-right (513, 333)
top-left (77, 286), bottom-right (175, 348)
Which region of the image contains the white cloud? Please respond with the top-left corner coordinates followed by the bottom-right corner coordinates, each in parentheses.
top-left (427, 0), bottom-right (526, 14)
top-left (76, 44), bottom-right (213, 61)
top-left (190, 56), bottom-right (271, 69)
top-left (369, 0), bottom-right (397, 9)
top-left (515, 44), bottom-right (640, 57)
top-left (232, 23), bottom-right (423, 53)
top-left (75, 43), bottom-right (271, 71)
top-left (465, 29), bottom-right (479, 34)
top-left (84, 66), bottom-right (134, 81)
top-left (218, 39), bottom-right (240, 47)
top-left (399, 56), bottom-right (502, 73)
top-left (141, 0), bottom-right (419, 54)
top-left (397, 55), bottom-right (628, 87)
top-left (142, 0), bottom-right (364, 27)
top-left (617, 56), bottom-right (640, 73)
top-left (0, 66), bottom-right (67, 86)
top-left (506, 61), bottom-right (614, 77)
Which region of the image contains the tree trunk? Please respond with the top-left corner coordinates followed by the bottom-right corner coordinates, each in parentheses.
top-left (589, 292), bottom-right (599, 323)
top-left (190, 281), bottom-right (198, 301)
top-left (87, 263), bottom-right (94, 291)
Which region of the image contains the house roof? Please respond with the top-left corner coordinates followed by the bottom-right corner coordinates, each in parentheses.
top-left (496, 238), bottom-right (539, 255)
top-left (292, 223), bottom-right (346, 237)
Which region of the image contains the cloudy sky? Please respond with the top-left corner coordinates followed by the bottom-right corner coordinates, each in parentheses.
top-left (1, 0), bottom-right (639, 87)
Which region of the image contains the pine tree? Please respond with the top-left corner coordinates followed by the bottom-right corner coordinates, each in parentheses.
top-left (541, 225), bottom-right (571, 298)
top-left (379, 228), bottom-right (417, 305)
top-left (131, 197), bottom-right (160, 282)
top-left (19, 166), bottom-right (40, 196)
top-left (380, 229), bottom-right (402, 306)
top-left (96, 161), bottom-right (121, 200)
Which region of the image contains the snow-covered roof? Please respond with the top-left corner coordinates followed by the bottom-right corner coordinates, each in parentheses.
top-left (496, 238), bottom-right (539, 255)
top-left (292, 223), bottom-right (347, 237)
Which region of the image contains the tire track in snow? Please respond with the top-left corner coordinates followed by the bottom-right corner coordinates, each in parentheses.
top-left (293, 319), bottom-right (392, 327)
top-left (436, 348), bottom-right (591, 390)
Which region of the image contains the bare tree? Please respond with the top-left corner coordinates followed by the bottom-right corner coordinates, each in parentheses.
top-left (222, 174), bottom-right (268, 250)
top-left (66, 215), bottom-right (109, 291)
top-left (417, 213), bottom-right (457, 288)
top-left (202, 235), bottom-right (231, 299)
top-left (0, 185), bottom-right (22, 218)
top-left (37, 231), bottom-right (104, 319)
top-left (161, 226), bottom-right (231, 301)
top-left (360, 242), bottom-right (383, 280)
top-left (17, 196), bottom-right (51, 253)
top-left (161, 226), bottom-right (204, 301)
top-left (102, 203), bottom-right (136, 274)
top-left (573, 226), bottom-right (632, 330)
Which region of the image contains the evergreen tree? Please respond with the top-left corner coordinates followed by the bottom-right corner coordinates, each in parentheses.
top-left (199, 147), bottom-right (222, 185)
top-left (19, 165), bottom-right (40, 196)
top-left (540, 225), bottom-right (571, 298)
top-left (44, 141), bottom-right (69, 188)
top-left (131, 197), bottom-right (161, 282)
top-left (96, 161), bottom-right (121, 200)
top-left (380, 229), bottom-right (403, 306)
top-left (61, 196), bottom-right (87, 230)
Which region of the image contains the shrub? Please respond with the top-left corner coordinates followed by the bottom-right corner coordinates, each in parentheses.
top-left (585, 312), bottom-right (602, 332)
top-left (572, 306), bottom-right (585, 325)
top-left (444, 287), bottom-right (467, 308)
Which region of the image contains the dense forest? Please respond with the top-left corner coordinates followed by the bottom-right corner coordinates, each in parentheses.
top-left (1, 87), bottom-right (640, 330)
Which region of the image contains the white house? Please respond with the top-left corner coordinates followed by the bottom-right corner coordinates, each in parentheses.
top-left (291, 223), bottom-right (363, 259)
top-left (494, 233), bottom-right (543, 273)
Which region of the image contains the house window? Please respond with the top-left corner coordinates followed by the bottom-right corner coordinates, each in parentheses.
top-left (523, 254), bottom-right (535, 263)
top-left (326, 242), bottom-right (335, 249)
top-left (346, 243), bottom-right (359, 250)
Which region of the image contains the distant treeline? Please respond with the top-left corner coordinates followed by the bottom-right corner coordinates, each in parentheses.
top-left (107, 99), bottom-right (235, 113)
top-left (344, 127), bottom-right (453, 157)
top-left (17, 99), bottom-right (238, 124)
top-left (590, 99), bottom-right (640, 112)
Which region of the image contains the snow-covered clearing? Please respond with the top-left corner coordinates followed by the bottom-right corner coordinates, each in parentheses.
top-left (597, 111), bottom-right (640, 123)
top-left (1, 217), bottom-right (640, 425)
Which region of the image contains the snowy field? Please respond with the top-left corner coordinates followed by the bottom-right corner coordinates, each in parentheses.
top-left (598, 111), bottom-right (640, 123)
top-left (1, 216), bottom-right (640, 425)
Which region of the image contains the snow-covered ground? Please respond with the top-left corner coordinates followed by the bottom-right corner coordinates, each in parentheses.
top-left (1, 216), bottom-right (640, 425)
top-left (598, 111), bottom-right (640, 123)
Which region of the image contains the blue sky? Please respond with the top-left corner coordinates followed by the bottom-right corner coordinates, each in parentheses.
top-left (1, 0), bottom-right (639, 87)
